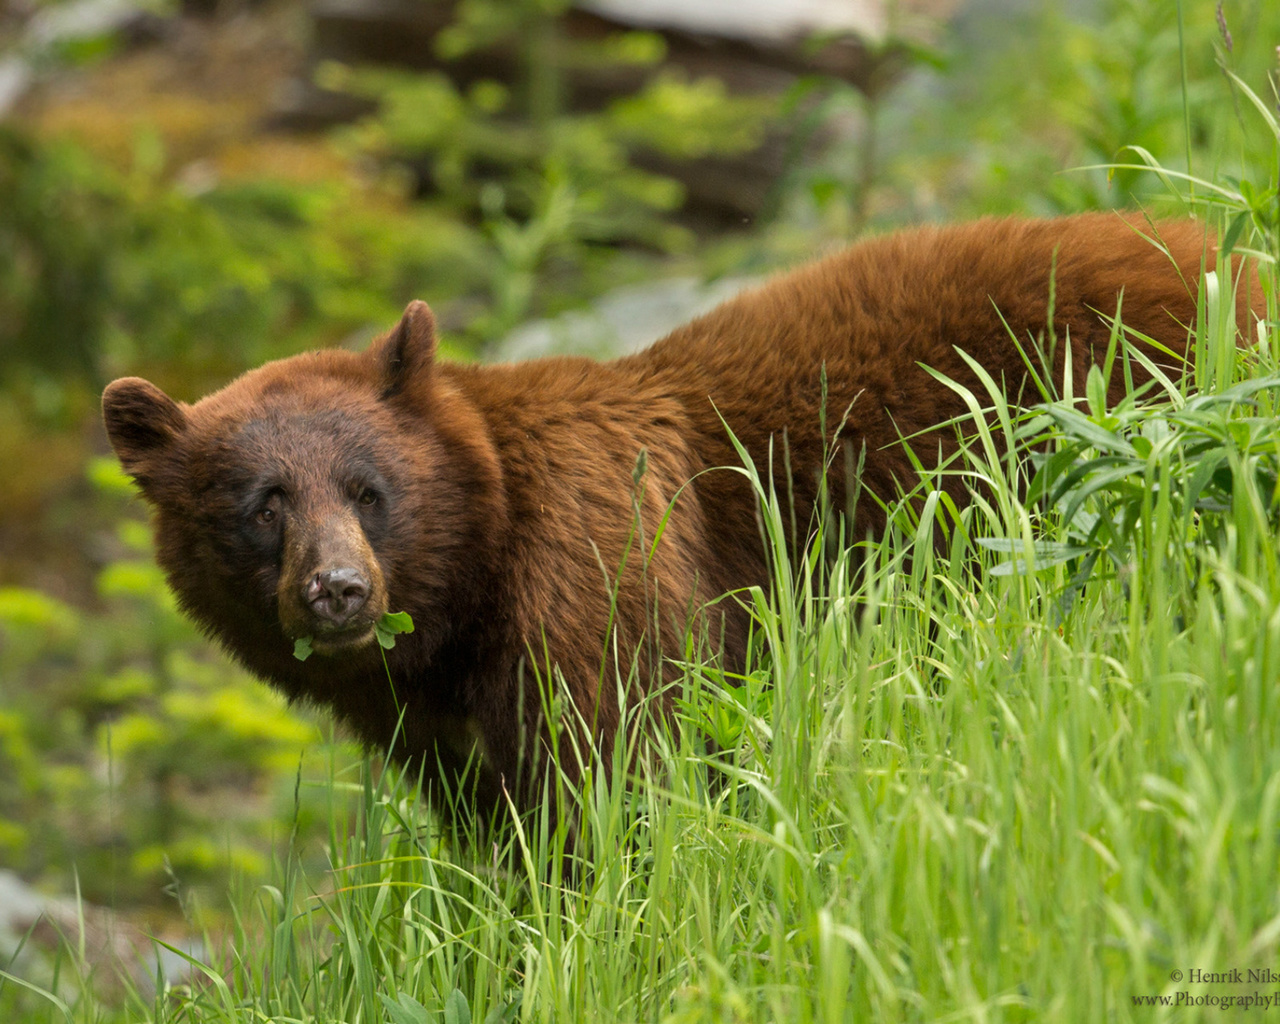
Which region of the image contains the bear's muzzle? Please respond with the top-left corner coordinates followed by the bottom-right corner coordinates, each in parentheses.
top-left (278, 507), bottom-right (388, 650)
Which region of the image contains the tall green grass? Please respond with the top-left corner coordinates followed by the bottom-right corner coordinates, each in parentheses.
top-left (16, 261), bottom-right (1277, 1024)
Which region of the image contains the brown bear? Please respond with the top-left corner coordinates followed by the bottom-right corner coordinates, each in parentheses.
top-left (102, 213), bottom-right (1244, 817)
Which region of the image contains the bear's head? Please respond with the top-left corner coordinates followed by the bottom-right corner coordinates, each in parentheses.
top-left (102, 302), bottom-right (507, 673)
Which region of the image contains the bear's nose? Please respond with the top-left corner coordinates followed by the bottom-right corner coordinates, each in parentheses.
top-left (306, 569), bottom-right (370, 627)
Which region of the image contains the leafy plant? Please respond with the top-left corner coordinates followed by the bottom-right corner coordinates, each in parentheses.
top-left (973, 64), bottom-right (1280, 608)
top-left (326, 0), bottom-right (775, 343)
top-left (0, 457), bottom-right (362, 911)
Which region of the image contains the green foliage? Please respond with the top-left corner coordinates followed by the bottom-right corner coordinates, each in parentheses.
top-left (0, 0), bottom-right (778, 388)
top-left (612, 72), bottom-right (771, 160)
top-left (0, 129), bottom-right (118, 378)
top-left (795, 0), bottom-right (1280, 228)
top-left (0, 123), bottom-right (491, 395)
top-left (327, 0), bottom-right (774, 342)
top-left (0, 461), bottom-right (361, 911)
top-left (375, 610), bottom-right (416, 649)
top-left (293, 610), bottom-right (414, 661)
top-left (961, 67), bottom-right (1280, 612)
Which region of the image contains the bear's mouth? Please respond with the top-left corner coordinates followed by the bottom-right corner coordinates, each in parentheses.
top-left (306, 622), bottom-right (378, 655)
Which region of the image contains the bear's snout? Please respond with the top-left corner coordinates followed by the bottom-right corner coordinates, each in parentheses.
top-left (306, 568), bottom-right (370, 627)
top-left (275, 507), bottom-right (390, 647)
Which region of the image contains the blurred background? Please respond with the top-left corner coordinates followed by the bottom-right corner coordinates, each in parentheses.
top-left (0, 0), bottom-right (1277, 990)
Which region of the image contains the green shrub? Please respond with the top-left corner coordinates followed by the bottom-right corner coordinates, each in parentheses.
top-left (0, 458), bottom-right (363, 910)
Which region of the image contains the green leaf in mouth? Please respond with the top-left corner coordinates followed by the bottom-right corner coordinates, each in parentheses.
top-left (292, 612), bottom-right (414, 659)
top-left (375, 610), bottom-right (415, 650)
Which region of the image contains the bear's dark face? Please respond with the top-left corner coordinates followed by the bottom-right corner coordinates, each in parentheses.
top-left (101, 301), bottom-right (501, 670)
top-left (102, 373), bottom-right (414, 660)
top-left (186, 406), bottom-right (399, 653)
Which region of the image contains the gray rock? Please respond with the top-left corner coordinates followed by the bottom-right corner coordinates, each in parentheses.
top-left (0, 56), bottom-right (32, 117)
top-left (0, 869), bottom-right (206, 996)
top-left (496, 275), bottom-right (759, 362)
top-left (579, 0), bottom-right (884, 44)
top-left (26, 0), bottom-right (144, 48)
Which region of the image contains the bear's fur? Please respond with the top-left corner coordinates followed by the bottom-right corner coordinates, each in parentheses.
top-left (102, 214), bottom-right (1245, 815)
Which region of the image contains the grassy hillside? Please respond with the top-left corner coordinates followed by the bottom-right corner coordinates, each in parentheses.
top-left (14, 132), bottom-right (1280, 1024)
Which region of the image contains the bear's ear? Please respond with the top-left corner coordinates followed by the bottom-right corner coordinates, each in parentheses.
top-left (102, 377), bottom-right (188, 488)
top-left (379, 300), bottom-right (437, 398)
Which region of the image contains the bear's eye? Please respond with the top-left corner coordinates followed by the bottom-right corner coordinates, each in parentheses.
top-left (255, 507), bottom-right (277, 525)
top-left (357, 488), bottom-right (378, 508)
